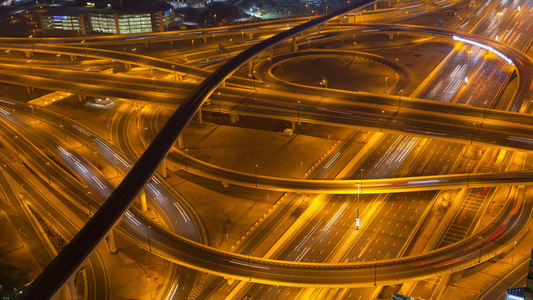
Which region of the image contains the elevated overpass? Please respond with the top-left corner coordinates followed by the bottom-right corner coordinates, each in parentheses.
top-left (20, 2), bottom-right (533, 298)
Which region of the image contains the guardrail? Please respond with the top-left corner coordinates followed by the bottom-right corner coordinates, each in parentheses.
top-left (19, 1), bottom-right (377, 299)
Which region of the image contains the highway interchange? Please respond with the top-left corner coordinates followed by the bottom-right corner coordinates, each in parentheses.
top-left (0, 0), bottom-right (527, 299)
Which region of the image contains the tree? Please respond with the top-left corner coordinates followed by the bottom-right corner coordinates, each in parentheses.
top-left (0, 264), bottom-right (31, 299)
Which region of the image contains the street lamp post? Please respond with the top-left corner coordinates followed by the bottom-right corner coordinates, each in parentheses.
top-left (152, 77), bottom-right (156, 94)
top-left (29, 35), bottom-right (35, 54)
top-left (59, 124), bottom-right (67, 143)
top-left (81, 40), bottom-right (86, 57)
top-left (248, 253), bottom-right (251, 281)
top-left (45, 162), bottom-right (50, 184)
top-left (57, 54), bottom-right (62, 69)
top-left (185, 148), bottom-right (188, 171)
top-left (5, 50), bottom-right (11, 64)
top-left (191, 40), bottom-right (195, 49)
top-left (14, 135), bottom-right (19, 156)
top-left (380, 110), bottom-right (384, 132)
top-left (248, 73), bottom-right (255, 90)
top-left (86, 191), bottom-right (91, 216)
top-left (483, 100), bottom-right (488, 121)
top-left (297, 100), bottom-right (300, 125)
top-left (398, 89), bottom-right (403, 111)
top-left (131, 48), bottom-right (137, 64)
top-left (147, 277), bottom-right (152, 300)
top-left (217, 92), bottom-right (221, 112)
top-left (27, 60), bottom-right (32, 75)
top-left (94, 150), bottom-right (100, 168)
top-left (254, 165), bottom-right (258, 188)
top-left (358, 169), bottom-right (364, 230)
top-left (114, 157), bottom-right (119, 177)
top-left (467, 162), bottom-right (471, 188)
top-left (356, 183), bottom-right (360, 230)
top-left (320, 77), bottom-right (327, 99)
top-left (172, 65), bottom-right (176, 81)
top-left (470, 122), bottom-right (476, 144)
top-left (478, 236), bottom-right (483, 263)
top-left (353, 41), bottom-right (356, 58)
top-left (374, 257), bottom-right (377, 286)
top-left (147, 225), bottom-right (152, 252)
top-left (85, 68), bottom-right (91, 84)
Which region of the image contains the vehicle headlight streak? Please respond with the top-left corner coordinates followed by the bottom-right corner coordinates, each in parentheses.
top-left (147, 183), bottom-right (161, 196)
top-left (322, 202), bottom-right (349, 232)
top-left (452, 36), bottom-right (514, 65)
top-left (94, 138), bottom-right (112, 151)
top-left (72, 124), bottom-right (91, 136)
top-left (0, 108), bottom-right (10, 116)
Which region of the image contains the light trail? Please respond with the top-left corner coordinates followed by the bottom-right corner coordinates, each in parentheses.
top-left (452, 35), bottom-right (514, 65)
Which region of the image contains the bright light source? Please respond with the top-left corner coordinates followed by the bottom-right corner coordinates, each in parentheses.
top-left (452, 36), bottom-right (513, 65)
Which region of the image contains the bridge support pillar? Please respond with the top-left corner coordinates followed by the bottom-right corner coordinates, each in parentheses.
top-left (374, 2), bottom-right (377, 10)
top-left (140, 189), bottom-right (148, 211)
top-left (67, 277), bottom-right (78, 300)
top-left (177, 134), bottom-right (184, 149)
top-left (270, 47), bottom-right (274, 59)
top-left (106, 230), bottom-right (117, 254)
top-left (197, 109), bottom-right (203, 124)
top-left (291, 121), bottom-right (295, 130)
top-left (203, 37), bottom-right (207, 43)
top-left (26, 86), bottom-right (34, 93)
top-left (160, 157), bottom-right (168, 178)
top-left (317, 26), bottom-right (320, 34)
top-left (78, 95), bottom-right (85, 101)
top-left (248, 61), bottom-right (253, 74)
top-left (226, 278), bottom-right (235, 285)
top-left (388, 33), bottom-right (395, 40)
top-left (441, 190), bottom-right (452, 207)
top-left (24, 51), bottom-right (31, 58)
top-left (144, 42), bottom-right (148, 48)
top-left (291, 37), bottom-right (298, 52)
top-left (464, 145), bottom-right (483, 160)
top-left (248, 33), bottom-right (253, 39)
top-left (70, 55), bottom-right (76, 61)
top-left (230, 114), bottom-right (239, 123)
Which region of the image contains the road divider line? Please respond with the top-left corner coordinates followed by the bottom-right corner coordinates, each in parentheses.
top-left (231, 140), bottom-right (341, 250)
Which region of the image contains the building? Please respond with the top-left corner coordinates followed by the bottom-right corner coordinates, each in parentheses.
top-left (507, 287), bottom-right (525, 300)
top-left (40, 0), bottom-right (174, 35)
top-left (507, 248), bottom-right (533, 300)
top-left (526, 247), bottom-right (533, 300)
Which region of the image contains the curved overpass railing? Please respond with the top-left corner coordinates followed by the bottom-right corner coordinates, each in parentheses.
top-left (20, 1), bottom-right (378, 298)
